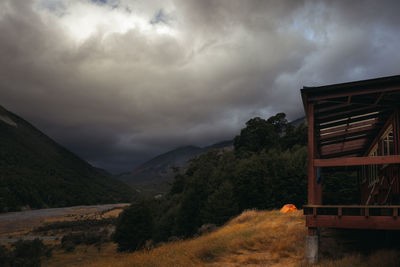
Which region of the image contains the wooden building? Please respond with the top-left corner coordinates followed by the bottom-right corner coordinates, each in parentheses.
top-left (300, 75), bottom-right (400, 263)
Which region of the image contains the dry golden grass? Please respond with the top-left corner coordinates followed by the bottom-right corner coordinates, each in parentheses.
top-left (101, 208), bottom-right (124, 218)
top-left (79, 209), bottom-right (306, 267)
top-left (41, 209), bottom-right (400, 267)
top-left (43, 206), bottom-right (126, 224)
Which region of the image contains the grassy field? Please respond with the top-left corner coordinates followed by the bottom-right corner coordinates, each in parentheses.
top-left (37, 209), bottom-right (400, 267)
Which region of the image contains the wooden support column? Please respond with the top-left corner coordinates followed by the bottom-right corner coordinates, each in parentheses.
top-left (308, 103), bottom-right (315, 204)
top-left (308, 103), bottom-right (322, 205)
top-left (394, 109), bottom-right (400, 155)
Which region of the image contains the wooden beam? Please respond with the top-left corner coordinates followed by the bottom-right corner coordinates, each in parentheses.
top-left (374, 92), bottom-right (384, 105)
top-left (319, 118), bottom-right (379, 135)
top-left (316, 106), bottom-right (382, 123)
top-left (317, 99), bottom-right (390, 107)
top-left (318, 112), bottom-right (387, 130)
top-left (321, 145), bottom-right (367, 156)
top-left (320, 135), bottom-right (370, 147)
top-left (321, 138), bottom-right (368, 151)
top-left (320, 127), bottom-right (376, 141)
top-left (315, 102), bottom-right (361, 116)
top-left (308, 86), bottom-right (400, 101)
top-left (364, 114), bottom-right (394, 156)
top-left (316, 102), bottom-right (351, 113)
top-left (321, 149), bottom-right (364, 159)
top-left (306, 215), bottom-right (400, 230)
top-left (321, 147), bottom-right (366, 158)
top-left (314, 155), bottom-right (400, 167)
top-left (304, 205), bottom-right (400, 208)
top-left (321, 150), bottom-right (365, 159)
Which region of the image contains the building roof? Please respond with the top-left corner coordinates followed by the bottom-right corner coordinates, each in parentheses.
top-left (301, 75), bottom-right (400, 159)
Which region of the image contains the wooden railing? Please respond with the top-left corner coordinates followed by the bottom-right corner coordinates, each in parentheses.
top-left (303, 205), bottom-right (400, 218)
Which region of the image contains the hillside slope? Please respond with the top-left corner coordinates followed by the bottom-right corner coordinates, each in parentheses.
top-left (0, 105), bottom-right (134, 212)
top-left (56, 210), bottom-right (305, 267)
top-left (76, 209), bottom-right (400, 267)
top-left (118, 141), bottom-right (233, 195)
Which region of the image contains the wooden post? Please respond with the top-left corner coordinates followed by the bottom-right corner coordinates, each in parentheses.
top-left (308, 102), bottom-right (322, 205)
top-left (314, 155), bottom-right (400, 167)
top-left (394, 110), bottom-right (400, 155)
top-left (394, 110), bottom-right (400, 199)
top-left (308, 103), bottom-right (316, 204)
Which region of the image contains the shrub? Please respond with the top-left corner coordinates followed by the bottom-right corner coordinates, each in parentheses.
top-left (113, 200), bottom-right (153, 251)
top-left (34, 218), bottom-right (116, 233)
top-left (0, 245), bottom-right (12, 266)
top-left (10, 239), bottom-right (51, 267)
top-left (61, 231), bottom-right (105, 252)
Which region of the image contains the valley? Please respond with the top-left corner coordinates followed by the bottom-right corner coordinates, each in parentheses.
top-left (0, 203), bottom-right (128, 266)
top-left (0, 203), bottom-right (128, 241)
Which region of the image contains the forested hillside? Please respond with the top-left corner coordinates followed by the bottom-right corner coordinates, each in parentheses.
top-left (0, 105), bottom-right (134, 213)
top-left (114, 113), bottom-right (311, 250)
top-left (118, 140), bottom-right (233, 196)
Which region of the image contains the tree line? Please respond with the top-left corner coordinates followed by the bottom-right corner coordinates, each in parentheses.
top-left (114, 112), bottom-right (358, 251)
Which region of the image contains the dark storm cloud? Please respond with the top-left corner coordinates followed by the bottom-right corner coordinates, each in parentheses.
top-left (1, 0), bottom-right (400, 173)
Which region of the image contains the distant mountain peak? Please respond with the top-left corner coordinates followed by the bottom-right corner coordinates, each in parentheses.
top-left (118, 140), bottom-right (234, 196)
top-left (290, 116), bottom-right (306, 127)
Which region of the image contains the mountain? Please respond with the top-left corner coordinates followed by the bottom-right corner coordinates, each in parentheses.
top-left (118, 140), bottom-right (233, 196)
top-left (118, 115), bottom-right (305, 197)
top-left (290, 116), bottom-right (306, 127)
top-left (0, 105), bottom-right (134, 213)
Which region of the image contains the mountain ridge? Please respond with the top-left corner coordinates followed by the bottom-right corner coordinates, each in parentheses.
top-left (0, 105), bottom-right (134, 212)
top-left (118, 140), bottom-right (233, 195)
top-left (118, 116), bottom-right (305, 196)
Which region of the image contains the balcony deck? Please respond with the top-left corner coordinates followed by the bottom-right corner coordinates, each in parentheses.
top-left (304, 205), bottom-right (400, 230)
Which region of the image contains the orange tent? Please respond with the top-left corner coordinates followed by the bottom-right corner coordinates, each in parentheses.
top-left (280, 204), bottom-right (298, 213)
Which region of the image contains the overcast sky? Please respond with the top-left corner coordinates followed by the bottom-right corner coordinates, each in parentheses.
top-left (1, 0), bottom-right (400, 173)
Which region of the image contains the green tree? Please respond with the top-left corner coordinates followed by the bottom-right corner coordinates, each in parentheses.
top-left (234, 117), bottom-right (279, 155)
top-left (201, 180), bottom-right (238, 225)
top-left (113, 113), bottom-right (310, 245)
top-left (114, 200), bottom-right (153, 251)
top-left (266, 112), bottom-right (289, 134)
top-left (232, 155), bottom-right (270, 210)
